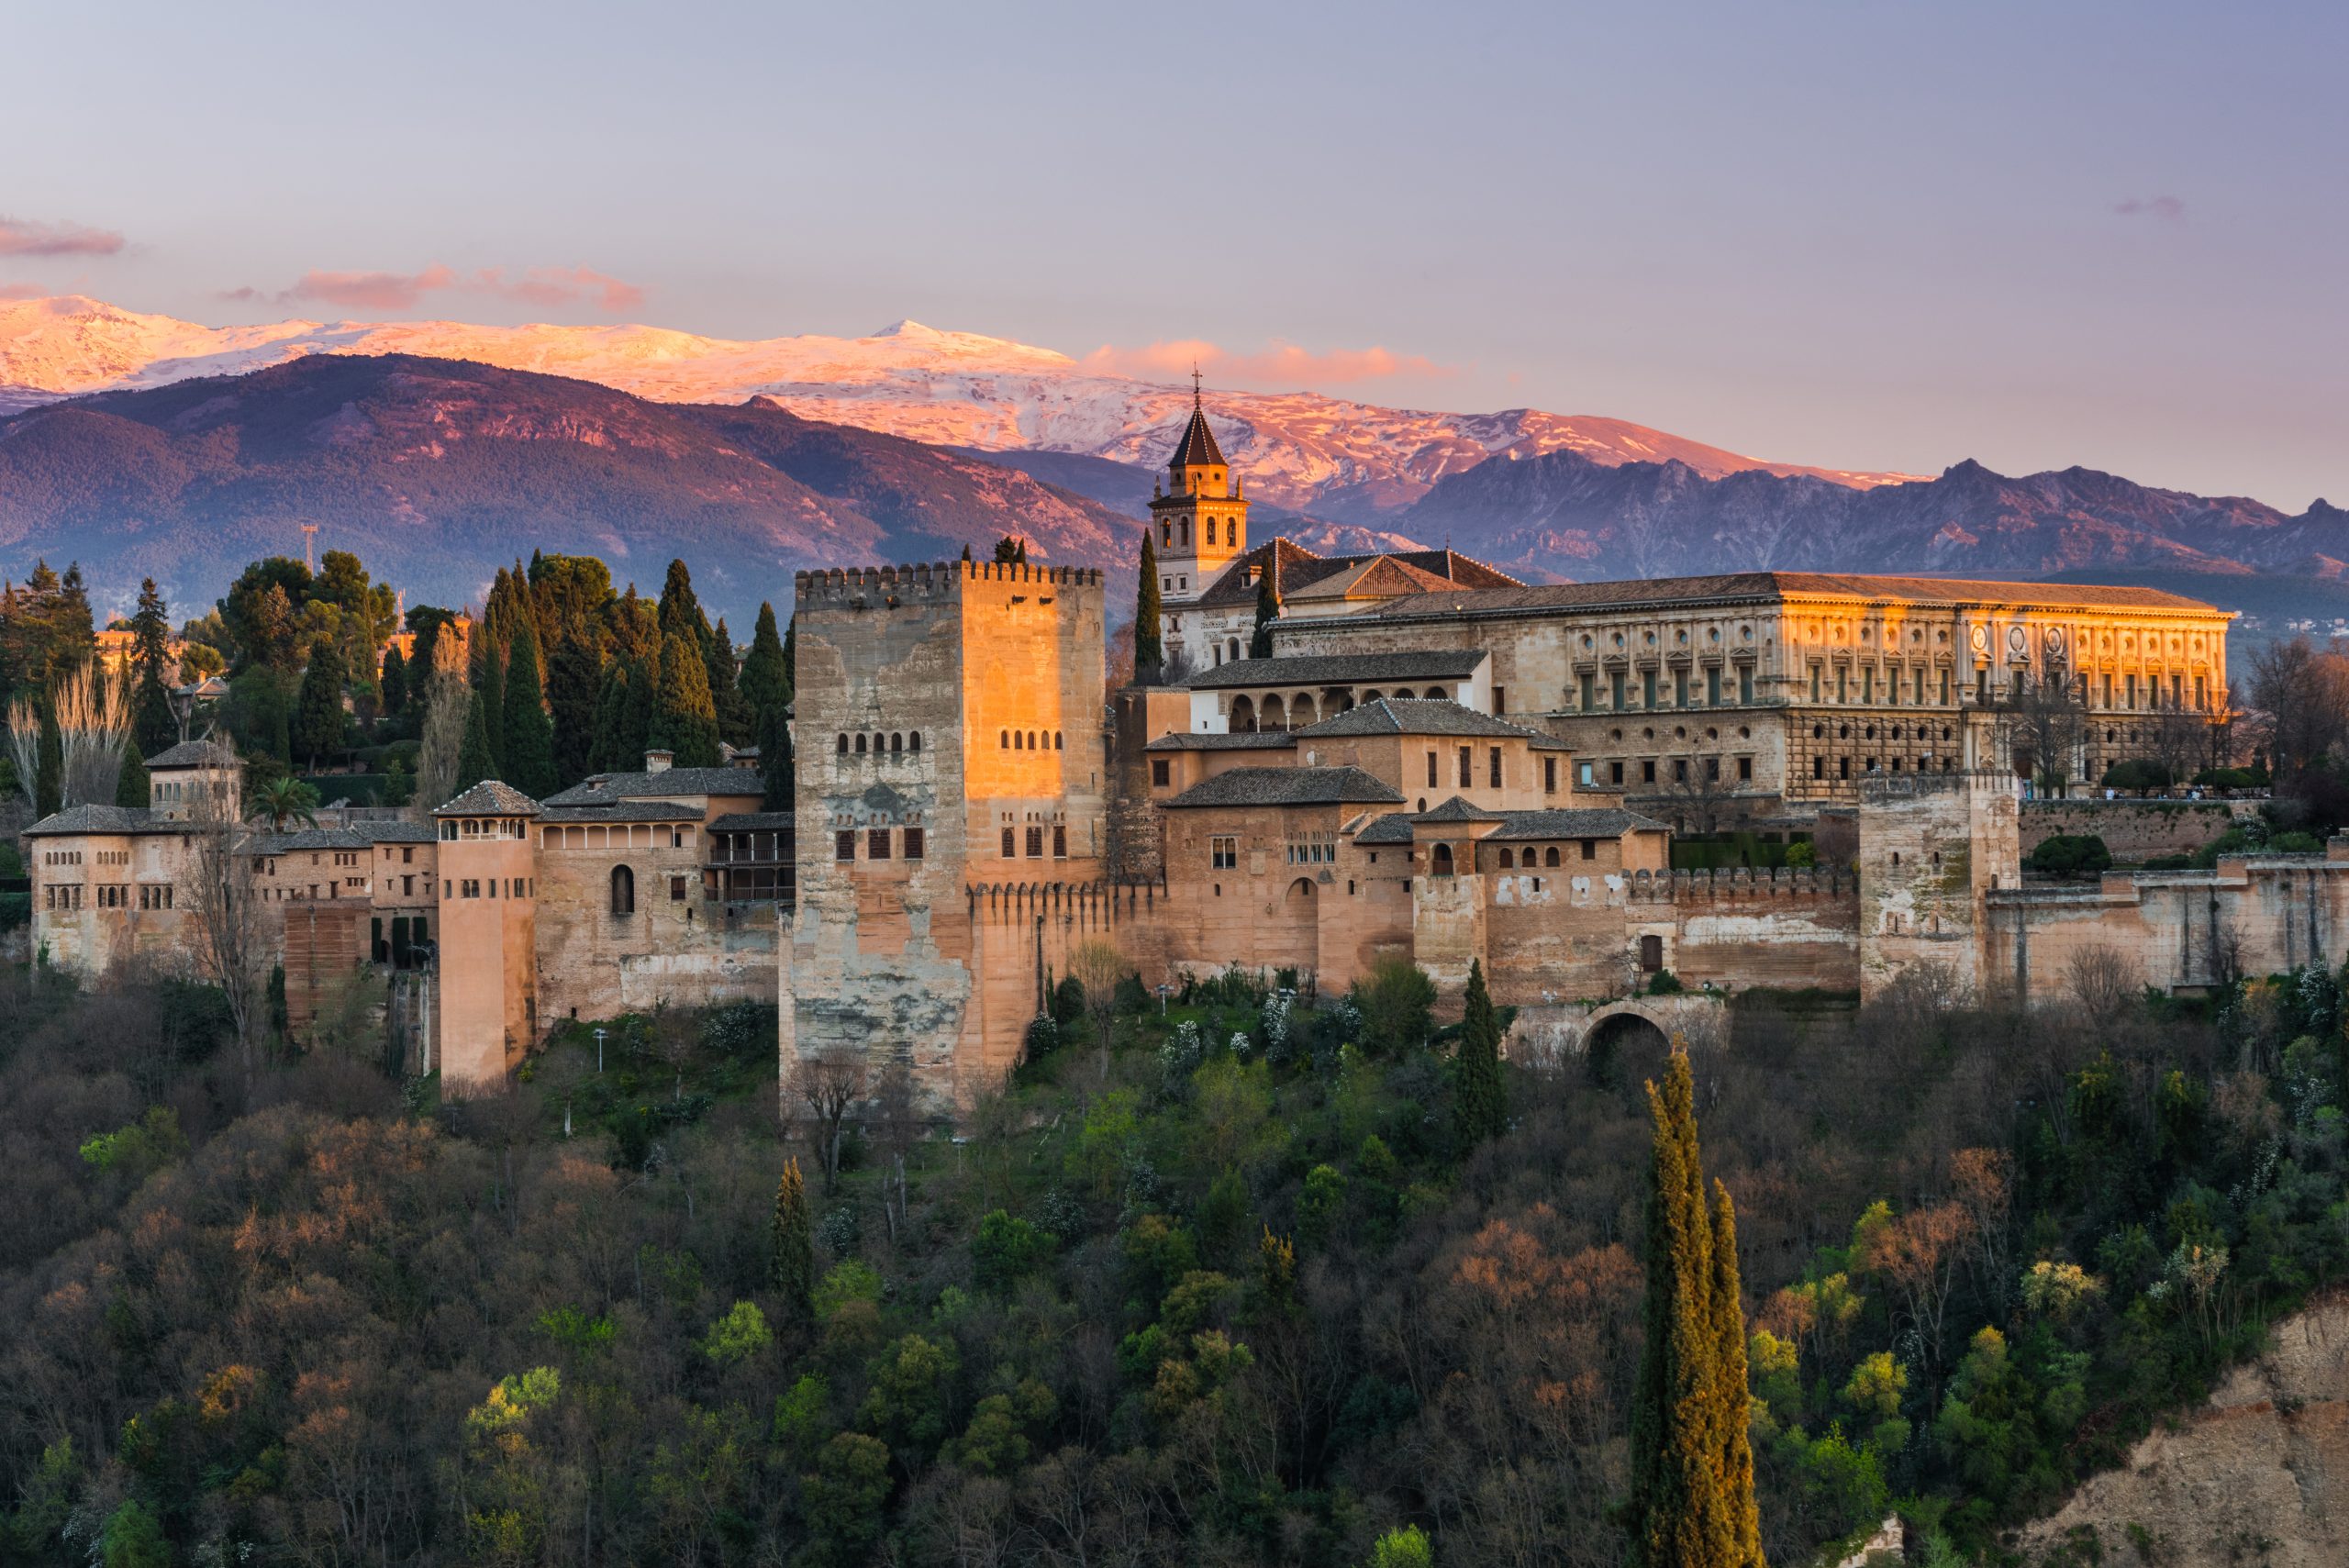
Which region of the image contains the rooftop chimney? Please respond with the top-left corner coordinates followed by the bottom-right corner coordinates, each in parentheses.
top-left (644, 749), bottom-right (674, 774)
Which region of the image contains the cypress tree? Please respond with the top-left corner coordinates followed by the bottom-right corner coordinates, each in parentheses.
top-left (618, 653), bottom-right (658, 769)
top-left (545, 632), bottom-right (602, 784)
top-left (379, 643), bottom-right (407, 718)
top-left (588, 661), bottom-right (630, 774)
top-left (500, 620), bottom-right (558, 798)
top-left (472, 637), bottom-right (506, 779)
top-left (293, 638), bottom-right (345, 769)
top-left (740, 602), bottom-right (790, 717)
top-left (35, 704), bottom-right (61, 817)
top-left (772, 1157), bottom-right (815, 1326)
top-left (1135, 534), bottom-right (1164, 684)
top-left (650, 630), bottom-right (720, 767)
top-left (759, 695), bottom-right (795, 809)
top-left (657, 559), bottom-right (709, 652)
top-left (1627, 1047), bottom-right (1762, 1568)
top-left (1249, 569), bottom-right (1280, 658)
top-left (115, 743), bottom-right (150, 808)
top-left (453, 686), bottom-right (497, 796)
top-left (129, 578), bottom-right (179, 758)
top-left (1453, 959), bottom-right (1507, 1147)
top-left (708, 616), bottom-right (753, 744)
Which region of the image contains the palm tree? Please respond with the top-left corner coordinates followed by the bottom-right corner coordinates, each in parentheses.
top-left (246, 776), bottom-right (321, 832)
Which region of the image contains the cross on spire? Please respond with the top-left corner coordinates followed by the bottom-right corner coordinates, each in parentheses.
top-left (1192, 361), bottom-right (1202, 405)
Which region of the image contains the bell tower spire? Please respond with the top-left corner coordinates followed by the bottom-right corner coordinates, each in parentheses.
top-left (1149, 370), bottom-right (1248, 615)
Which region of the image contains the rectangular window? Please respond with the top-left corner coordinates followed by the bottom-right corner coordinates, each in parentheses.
top-left (1738, 757), bottom-right (1753, 782)
top-left (1610, 672), bottom-right (1627, 710)
top-left (1001, 827), bottom-right (1016, 857)
top-left (1426, 751), bottom-right (1438, 787)
top-left (2102, 673), bottom-right (2113, 706)
top-left (2195, 675), bottom-right (2208, 710)
top-left (1707, 668), bottom-right (1721, 706)
top-left (1493, 685), bottom-right (1506, 715)
top-left (462, 879), bottom-right (481, 898)
top-left (1488, 747), bottom-right (1501, 788)
top-left (1642, 760), bottom-right (1656, 784)
top-left (670, 875), bottom-right (687, 900)
top-left (1610, 761), bottom-right (1625, 785)
top-left (1837, 667), bottom-right (1849, 703)
top-left (1151, 759), bottom-right (1170, 786)
top-left (1706, 758), bottom-right (1720, 782)
top-left (1025, 826), bottom-right (1044, 858)
top-left (1580, 839), bottom-right (1597, 861)
top-left (868, 828), bottom-right (891, 860)
top-left (2126, 673), bottom-right (2137, 708)
top-left (1052, 825), bottom-right (1067, 858)
top-left (1457, 746), bottom-right (1472, 788)
top-left (1210, 835), bottom-right (1238, 871)
top-left (1674, 671), bottom-right (1688, 707)
top-left (1739, 666), bottom-right (1753, 703)
top-left (1543, 756), bottom-right (1558, 794)
top-left (903, 828), bottom-right (925, 860)
top-left (1863, 666), bottom-right (1874, 703)
top-left (1809, 663), bottom-right (1822, 700)
top-left (1839, 757), bottom-right (1851, 779)
top-left (1674, 759), bottom-right (1689, 782)
top-left (836, 830), bottom-right (856, 862)
top-left (403, 875), bottom-right (414, 896)
top-left (1579, 673), bottom-right (1596, 710)
top-left (1941, 670), bottom-right (1952, 704)
top-left (1642, 671), bottom-right (1658, 708)
top-left (1812, 755), bottom-right (1824, 779)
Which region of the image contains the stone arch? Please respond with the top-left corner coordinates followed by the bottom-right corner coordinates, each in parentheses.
top-left (1261, 694), bottom-right (1286, 731)
top-left (837, 733), bottom-right (849, 754)
top-left (1497, 847), bottom-right (1515, 868)
top-left (1286, 876), bottom-right (1316, 904)
top-left (854, 733), bottom-right (867, 753)
top-left (1431, 842), bottom-right (1456, 876)
top-left (889, 732), bottom-right (903, 753)
top-left (1584, 1001), bottom-right (1672, 1056)
top-left (610, 863), bottom-right (636, 915)
top-left (1230, 695), bottom-right (1257, 732)
top-left (1292, 693), bottom-right (1319, 727)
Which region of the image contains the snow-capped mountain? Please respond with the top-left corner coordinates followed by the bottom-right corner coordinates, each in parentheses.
top-left (0, 295), bottom-right (1920, 523)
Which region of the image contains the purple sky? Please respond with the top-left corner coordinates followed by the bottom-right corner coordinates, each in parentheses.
top-left (6, 1), bottom-right (2343, 508)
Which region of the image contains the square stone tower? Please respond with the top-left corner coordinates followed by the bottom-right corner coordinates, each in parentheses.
top-left (787, 560), bottom-right (1106, 1109)
top-left (431, 781), bottom-right (540, 1091)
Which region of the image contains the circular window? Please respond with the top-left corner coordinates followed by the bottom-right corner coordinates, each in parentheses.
top-left (1675, 727), bottom-right (1687, 740)
top-left (1611, 728), bottom-right (1624, 741)
top-left (1645, 631), bottom-right (1658, 646)
top-left (1738, 726), bottom-right (1751, 739)
top-left (1706, 728), bottom-right (1719, 740)
top-left (1675, 630), bottom-right (1688, 646)
top-left (1812, 725), bottom-right (1824, 738)
top-left (1581, 634), bottom-right (1594, 650)
top-left (1613, 632), bottom-right (1625, 648)
top-left (1643, 728), bottom-right (1655, 740)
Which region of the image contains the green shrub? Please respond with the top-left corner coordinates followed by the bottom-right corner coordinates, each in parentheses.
top-left (2101, 759), bottom-right (2172, 795)
top-left (2028, 834), bottom-right (2113, 878)
top-left (1646, 969), bottom-right (1684, 995)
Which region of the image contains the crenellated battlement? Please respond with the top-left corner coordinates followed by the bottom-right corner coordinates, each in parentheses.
top-left (794, 561), bottom-right (1106, 604)
top-left (1626, 865), bottom-right (1854, 904)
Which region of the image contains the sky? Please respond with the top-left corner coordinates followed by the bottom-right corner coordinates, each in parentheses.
top-left (5, 0), bottom-right (2344, 509)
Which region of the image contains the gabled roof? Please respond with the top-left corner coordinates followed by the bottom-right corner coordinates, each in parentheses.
top-left (1179, 649), bottom-right (1487, 691)
top-left (1293, 697), bottom-right (1564, 745)
top-left (1193, 538), bottom-right (1520, 610)
top-left (1415, 795), bottom-right (1503, 824)
top-left (433, 780), bottom-right (541, 817)
top-left (1486, 807), bottom-right (1669, 840)
top-left (364, 821), bottom-right (440, 843)
top-left (23, 804), bottom-right (181, 837)
top-left (146, 739), bottom-right (236, 770)
top-left (540, 801), bottom-right (706, 824)
top-left (1350, 812), bottom-right (1420, 845)
top-left (1143, 731), bottom-right (1298, 752)
top-left (1161, 766), bottom-right (1406, 809)
top-left (1284, 555), bottom-right (1458, 603)
top-left (540, 767), bottom-right (769, 807)
top-left (1167, 400), bottom-right (1227, 469)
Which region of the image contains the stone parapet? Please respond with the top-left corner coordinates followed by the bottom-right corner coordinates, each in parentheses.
top-left (1626, 865), bottom-right (1854, 903)
top-left (793, 561), bottom-right (1104, 605)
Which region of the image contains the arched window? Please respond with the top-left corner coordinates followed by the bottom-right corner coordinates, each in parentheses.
top-left (1000, 729), bottom-right (1009, 748)
top-left (1292, 695), bottom-right (1318, 727)
top-left (1162, 523), bottom-right (1172, 545)
top-left (1029, 731), bottom-right (1040, 750)
top-left (1231, 695), bottom-right (1256, 732)
top-left (1545, 846), bottom-right (1562, 867)
top-left (1261, 695), bottom-right (1286, 731)
top-left (1431, 843), bottom-right (1455, 876)
top-left (1001, 828), bottom-right (1015, 857)
top-left (1012, 731), bottom-right (1023, 750)
top-left (908, 731), bottom-right (922, 752)
top-left (837, 733), bottom-right (848, 754)
top-left (854, 734), bottom-right (867, 754)
top-left (1053, 731), bottom-right (1063, 750)
top-left (1363, 689), bottom-right (1383, 703)
top-left (1180, 519), bottom-right (1190, 547)
top-left (890, 732), bottom-right (902, 753)
top-left (610, 864), bottom-right (635, 915)
top-left (1228, 639), bottom-right (1240, 663)
top-left (1497, 848), bottom-right (1515, 868)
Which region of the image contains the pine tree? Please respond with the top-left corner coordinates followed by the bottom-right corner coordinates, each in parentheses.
top-left (292, 637), bottom-right (345, 768)
top-left (379, 643), bottom-right (407, 718)
top-left (1453, 959), bottom-right (1507, 1147)
top-left (454, 686), bottom-right (497, 796)
top-left (1135, 534), bottom-right (1164, 684)
top-left (129, 578), bottom-right (179, 759)
top-left (960, 542), bottom-right (973, 562)
top-left (1627, 1047), bottom-right (1763, 1568)
top-left (772, 1157), bottom-right (815, 1326)
top-left (650, 630), bottom-right (721, 767)
top-left (1250, 569), bottom-right (1280, 658)
top-left (759, 695), bottom-right (795, 809)
top-left (740, 603), bottom-right (791, 717)
top-left (500, 620), bottom-right (558, 798)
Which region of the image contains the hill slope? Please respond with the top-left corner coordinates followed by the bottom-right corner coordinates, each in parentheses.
top-left (0, 353), bottom-right (1134, 617)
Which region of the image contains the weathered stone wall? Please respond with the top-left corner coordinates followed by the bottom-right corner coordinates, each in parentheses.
top-left (434, 829), bottom-right (537, 1091)
top-left (2019, 799), bottom-right (2249, 862)
top-left (535, 830), bottom-right (775, 1024)
top-left (1856, 774), bottom-right (2020, 999)
top-left (1629, 870), bottom-right (1862, 992)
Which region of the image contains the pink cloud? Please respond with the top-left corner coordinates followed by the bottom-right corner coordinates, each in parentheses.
top-left (1080, 337), bottom-right (1454, 389)
top-left (2113, 195), bottom-right (2186, 221)
top-left (250, 262), bottom-right (647, 316)
top-left (0, 217), bottom-right (126, 257)
top-left (1, 281), bottom-right (49, 300)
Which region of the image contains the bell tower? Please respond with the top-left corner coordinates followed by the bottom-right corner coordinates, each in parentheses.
top-left (1148, 372), bottom-right (1247, 606)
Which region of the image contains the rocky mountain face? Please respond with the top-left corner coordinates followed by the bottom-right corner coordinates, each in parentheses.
top-left (0, 295), bottom-right (1920, 524)
top-left (0, 354), bottom-right (1132, 618)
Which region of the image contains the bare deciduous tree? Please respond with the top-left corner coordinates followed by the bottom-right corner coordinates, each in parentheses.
top-left (2065, 945), bottom-right (2140, 1028)
top-left (2247, 636), bottom-right (2349, 784)
top-left (185, 774), bottom-right (271, 1079)
top-left (1998, 672), bottom-right (2087, 794)
top-left (412, 629), bottom-right (471, 815)
top-left (6, 662), bottom-right (134, 812)
top-left (1065, 938), bottom-right (1126, 1081)
top-left (793, 1051), bottom-right (868, 1195)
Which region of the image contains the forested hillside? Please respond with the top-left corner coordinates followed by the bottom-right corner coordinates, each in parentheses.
top-left (1, 953), bottom-right (2343, 1566)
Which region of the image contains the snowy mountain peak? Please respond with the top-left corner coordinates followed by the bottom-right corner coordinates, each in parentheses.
top-left (0, 295), bottom-right (1922, 515)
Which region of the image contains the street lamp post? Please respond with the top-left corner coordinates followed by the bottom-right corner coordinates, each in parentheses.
top-left (594, 1028), bottom-right (607, 1073)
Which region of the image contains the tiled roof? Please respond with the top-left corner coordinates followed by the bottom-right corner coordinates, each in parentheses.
top-left (1161, 766), bottom-right (1406, 809)
top-left (1193, 538), bottom-right (1520, 610)
top-left (1179, 650), bottom-right (1487, 691)
top-left (252, 827), bottom-right (374, 853)
top-left (1166, 400), bottom-right (1227, 469)
top-left (146, 739), bottom-right (237, 769)
top-left (1486, 807), bottom-right (1669, 839)
top-left (1284, 555), bottom-right (1458, 602)
top-left (23, 804), bottom-right (181, 837)
top-left (540, 767), bottom-right (769, 806)
top-left (1415, 795), bottom-right (1504, 823)
top-left (362, 821), bottom-right (439, 843)
top-left (432, 780), bottom-right (541, 817)
top-left (707, 811), bottom-right (796, 831)
top-left (1350, 812), bottom-right (1419, 845)
top-left (540, 801), bottom-right (706, 824)
top-left (1144, 731), bottom-right (1298, 751)
top-left (1293, 697), bottom-right (1564, 744)
top-left (1334, 571), bottom-right (2226, 622)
